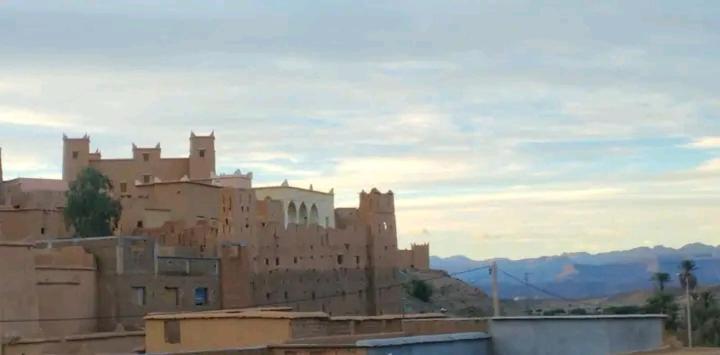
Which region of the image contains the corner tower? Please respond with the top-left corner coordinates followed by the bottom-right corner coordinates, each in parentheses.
top-left (62, 134), bottom-right (90, 182)
top-left (188, 131), bottom-right (215, 180)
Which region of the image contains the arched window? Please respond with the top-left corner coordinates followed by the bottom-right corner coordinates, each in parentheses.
top-left (310, 204), bottom-right (319, 225)
top-left (299, 203), bottom-right (308, 225)
top-left (287, 201), bottom-right (298, 225)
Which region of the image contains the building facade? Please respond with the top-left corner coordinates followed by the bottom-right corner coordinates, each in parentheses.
top-left (0, 132), bottom-right (430, 339)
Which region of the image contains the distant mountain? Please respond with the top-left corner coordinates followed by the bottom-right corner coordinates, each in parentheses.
top-left (431, 243), bottom-right (720, 299)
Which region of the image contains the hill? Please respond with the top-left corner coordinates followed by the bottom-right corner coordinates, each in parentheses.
top-left (431, 243), bottom-right (720, 299)
top-left (400, 269), bottom-right (493, 316)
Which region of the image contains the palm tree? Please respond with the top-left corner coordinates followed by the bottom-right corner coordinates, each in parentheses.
top-left (679, 260), bottom-right (698, 292)
top-left (652, 272), bottom-right (671, 291)
top-left (679, 259), bottom-right (698, 348)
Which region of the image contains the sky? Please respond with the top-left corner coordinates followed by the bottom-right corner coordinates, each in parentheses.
top-left (1, 1), bottom-right (720, 260)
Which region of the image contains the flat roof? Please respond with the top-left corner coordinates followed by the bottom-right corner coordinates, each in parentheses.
top-left (491, 315), bottom-right (667, 321)
top-left (331, 313), bottom-right (446, 321)
top-left (145, 310), bottom-right (329, 321)
top-left (254, 185), bottom-right (333, 196)
top-left (356, 332), bottom-right (490, 347)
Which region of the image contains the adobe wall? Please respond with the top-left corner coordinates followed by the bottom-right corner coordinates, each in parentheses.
top-left (1, 179), bottom-right (67, 210)
top-left (397, 244), bottom-right (430, 270)
top-left (37, 237), bottom-right (221, 332)
top-left (0, 243), bottom-right (41, 339)
top-left (0, 209), bottom-right (68, 241)
top-left (62, 132), bottom-right (215, 186)
top-left (2, 331), bottom-right (144, 355)
top-left (34, 246), bottom-right (98, 336)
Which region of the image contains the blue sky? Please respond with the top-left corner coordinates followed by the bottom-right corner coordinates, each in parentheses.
top-left (1, 1), bottom-right (720, 259)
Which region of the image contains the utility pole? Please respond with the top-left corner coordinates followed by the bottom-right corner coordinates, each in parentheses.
top-left (491, 261), bottom-right (500, 317)
top-left (686, 280), bottom-right (692, 348)
top-left (524, 272), bottom-right (531, 314)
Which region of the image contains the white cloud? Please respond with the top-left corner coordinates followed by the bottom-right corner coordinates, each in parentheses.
top-left (697, 158), bottom-right (720, 172)
top-left (0, 106), bottom-right (79, 128)
top-left (686, 137), bottom-right (720, 149)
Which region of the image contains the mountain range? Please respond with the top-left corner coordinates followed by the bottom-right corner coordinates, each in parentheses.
top-left (431, 243), bottom-right (720, 299)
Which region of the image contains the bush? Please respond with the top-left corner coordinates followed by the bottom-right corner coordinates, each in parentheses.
top-left (407, 279), bottom-right (433, 302)
top-left (569, 308), bottom-right (588, 315)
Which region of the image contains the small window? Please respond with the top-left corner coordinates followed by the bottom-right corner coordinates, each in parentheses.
top-left (194, 287), bottom-right (208, 306)
top-left (143, 153), bottom-right (149, 162)
top-left (132, 286), bottom-right (146, 306)
top-left (293, 257), bottom-right (298, 264)
top-left (265, 258), bottom-right (269, 265)
top-left (337, 255), bottom-right (344, 265)
top-left (198, 149), bottom-right (206, 158)
top-left (275, 257), bottom-right (280, 266)
top-left (72, 151), bottom-right (79, 159)
top-left (165, 287), bottom-right (180, 306)
top-left (40, 227), bottom-right (46, 235)
top-left (164, 320), bottom-right (180, 344)
top-left (355, 256), bottom-right (360, 264)
top-left (143, 175), bottom-right (152, 184)
top-left (137, 220), bottom-right (143, 228)
top-left (120, 182), bottom-right (127, 193)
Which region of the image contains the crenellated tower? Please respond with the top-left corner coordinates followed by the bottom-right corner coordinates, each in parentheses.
top-left (358, 188), bottom-right (401, 315)
top-left (188, 131), bottom-right (216, 180)
top-left (62, 134), bottom-right (91, 182)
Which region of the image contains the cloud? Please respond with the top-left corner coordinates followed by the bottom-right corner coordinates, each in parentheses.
top-left (686, 137), bottom-right (720, 149)
top-left (0, 106), bottom-right (79, 128)
top-left (697, 158), bottom-right (720, 172)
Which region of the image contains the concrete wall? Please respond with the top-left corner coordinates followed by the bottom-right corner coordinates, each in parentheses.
top-left (358, 332), bottom-right (491, 355)
top-left (489, 316), bottom-right (665, 355)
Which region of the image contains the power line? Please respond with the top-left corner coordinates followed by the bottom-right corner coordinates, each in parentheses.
top-left (498, 268), bottom-right (601, 309)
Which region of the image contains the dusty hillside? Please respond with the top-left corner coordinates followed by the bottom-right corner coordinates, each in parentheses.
top-left (400, 269), bottom-right (494, 316)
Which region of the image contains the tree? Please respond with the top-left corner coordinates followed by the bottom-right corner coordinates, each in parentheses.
top-left (406, 279), bottom-right (433, 303)
top-left (645, 292), bottom-right (679, 331)
top-left (651, 272), bottom-right (671, 291)
top-left (64, 167), bottom-right (122, 237)
top-left (679, 260), bottom-right (698, 292)
top-left (678, 259), bottom-right (699, 348)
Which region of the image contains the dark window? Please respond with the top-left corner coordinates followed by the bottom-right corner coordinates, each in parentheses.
top-left (293, 257), bottom-right (298, 264)
top-left (266, 292), bottom-right (271, 300)
top-left (132, 286), bottom-right (146, 306)
top-left (284, 291), bottom-right (288, 300)
top-left (143, 175), bottom-right (151, 184)
top-left (72, 151), bottom-right (78, 159)
top-left (337, 255), bottom-right (344, 265)
top-left (355, 256), bottom-right (360, 264)
top-left (164, 320), bottom-right (181, 344)
top-left (120, 182), bottom-right (128, 193)
top-left (194, 287), bottom-right (208, 306)
top-left (311, 291), bottom-right (316, 300)
top-left (275, 257), bottom-right (280, 266)
top-left (143, 153), bottom-right (149, 162)
top-left (40, 227), bottom-right (45, 235)
top-left (137, 220), bottom-right (143, 228)
top-left (265, 258), bottom-right (269, 265)
top-left (199, 149), bottom-right (206, 158)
